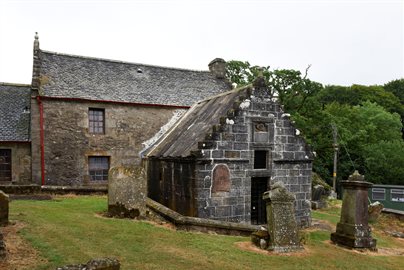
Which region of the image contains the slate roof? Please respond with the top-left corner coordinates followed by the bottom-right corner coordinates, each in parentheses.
top-left (0, 83), bottom-right (31, 141)
top-left (146, 86), bottom-right (250, 158)
top-left (39, 50), bottom-right (231, 106)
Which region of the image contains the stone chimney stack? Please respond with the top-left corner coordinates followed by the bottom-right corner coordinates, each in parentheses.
top-left (31, 32), bottom-right (41, 91)
top-left (208, 58), bottom-right (226, 79)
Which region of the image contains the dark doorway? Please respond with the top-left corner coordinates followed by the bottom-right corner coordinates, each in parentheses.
top-left (0, 149), bottom-right (12, 181)
top-left (251, 177), bottom-right (268, 224)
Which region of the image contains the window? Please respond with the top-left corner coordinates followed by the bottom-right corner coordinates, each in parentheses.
top-left (391, 189), bottom-right (404, 202)
top-left (0, 149), bottom-right (12, 181)
top-left (89, 156), bottom-right (109, 181)
top-left (254, 150), bottom-right (267, 169)
top-left (372, 188), bottom-right (385, 201)
top-left (89, 108), bottom-right (105, 134)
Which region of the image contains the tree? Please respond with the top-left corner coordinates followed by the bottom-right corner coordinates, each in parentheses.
top-left (225, 60), bottom-right (323, 114)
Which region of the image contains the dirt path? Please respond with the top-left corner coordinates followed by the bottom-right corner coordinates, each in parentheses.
top-left (0, 222), bottom-right (47, 270)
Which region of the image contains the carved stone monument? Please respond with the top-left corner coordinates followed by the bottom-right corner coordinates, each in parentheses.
top-left (263, 182), bottom-right (302, 252)
top-left (331, 171), bottom-right (377, 250)
top-left (108, 165), bottom-right (147, 218)
top-left (0, 191), bottom-right (9, 226)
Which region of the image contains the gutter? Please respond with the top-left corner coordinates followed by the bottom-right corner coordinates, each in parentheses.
top-left (37, 96), bottom-right (45, 185)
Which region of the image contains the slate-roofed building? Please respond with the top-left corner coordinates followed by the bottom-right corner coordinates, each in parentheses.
top-left (145, 78), bottom-right (313, 227)
top-left (29, 33), bottom-right (231, 186)
top-left (0, 83), bottom-right (32, 183)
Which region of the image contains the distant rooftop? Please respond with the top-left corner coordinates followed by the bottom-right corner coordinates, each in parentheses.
top-left (0, 83), bottom-right (31, 141)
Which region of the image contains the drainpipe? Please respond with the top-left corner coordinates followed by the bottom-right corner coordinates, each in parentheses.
top-left (37, 96), bottom-right (45, 185)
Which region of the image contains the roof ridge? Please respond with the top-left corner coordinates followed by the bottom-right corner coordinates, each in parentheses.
top-left (196, 84), bottom-right (252, 104)
top-left (40, 50), bottom-right (212, 73)
top-left (0, 82), bottom-right (31, 87)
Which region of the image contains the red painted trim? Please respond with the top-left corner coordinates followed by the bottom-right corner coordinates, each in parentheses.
top-left (36, 96), bottom-right (191, 109)
top-left (37, 96), bottom-right (46, 185)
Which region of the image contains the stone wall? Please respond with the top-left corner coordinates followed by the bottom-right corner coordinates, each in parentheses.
top-left (0, 142), bottom-right (31, 184)
top-left (32, 99), bottom-right (178, 186)
top-left (194, 98), bottom-right (312, 227)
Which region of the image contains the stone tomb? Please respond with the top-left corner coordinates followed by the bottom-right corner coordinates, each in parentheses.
top-left (0, 191), bottom-right (9, 226)
top-left (263, 182), bottom-right (302, 252)
top-left (331, 171), bottom-right (377, 250)
top-left (108, 165), bottom-right (147, 218)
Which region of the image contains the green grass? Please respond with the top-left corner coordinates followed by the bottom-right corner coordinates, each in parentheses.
top-left (9, 196), bottom-right (404, 270)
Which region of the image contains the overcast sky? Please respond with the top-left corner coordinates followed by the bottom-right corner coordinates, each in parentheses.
top-left (0, 0), bottom-right (403, 86)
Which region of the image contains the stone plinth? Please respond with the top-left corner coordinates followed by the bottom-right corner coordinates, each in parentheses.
top-left (108, 165), bottom-right (147, 218)
top-left (263, 182), bottom-right (302, 252)
top-left (331, 171), bottom-right (377, 250)
top-left (0, 191), bottom-right (9, 226)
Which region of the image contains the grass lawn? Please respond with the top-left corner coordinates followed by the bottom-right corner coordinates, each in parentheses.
top-left (6, 196), bottom-right (404, 270)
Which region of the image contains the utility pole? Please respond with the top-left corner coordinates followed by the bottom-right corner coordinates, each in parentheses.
top-left (331, 124), bottom-right (339, 193)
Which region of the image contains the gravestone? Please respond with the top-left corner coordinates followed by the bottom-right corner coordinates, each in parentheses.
top-left (330, 171), bottom-right (377, 250)
top-left (56, 257), bottom-right (120, 270)
top-left (263, 182), bottom-right (302, 252)
top-left (0, 232), bottom-right (6, 259)
top-left (108, 165), bottom-right (147, 218)
top-left (311, 185), bottom-right (328, 210)
top-left (0, 191), bottom-right (9, 226)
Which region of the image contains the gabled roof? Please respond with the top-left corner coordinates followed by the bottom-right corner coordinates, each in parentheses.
top-left (38, 50), bottom-right (230, 106)
top-left (0, 83), bottom-right (31, 141)
top-left (146, 86), bottom-right (250, 158)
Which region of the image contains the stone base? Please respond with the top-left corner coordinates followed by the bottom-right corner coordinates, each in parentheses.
top-left (107, 203), bottom-right (141, 219)
top-left (331, 232), bottom-right (377, 250)
top-left (267, 244), bottom-right (303, 253)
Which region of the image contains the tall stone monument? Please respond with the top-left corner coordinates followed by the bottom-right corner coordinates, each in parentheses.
top-left (263, 182), bottom-right (302, 252)
top-left (108, 165), bottom-right (147, 218)
top-left (0, 191), bottom-right (9, 226)
top-left (331, 171), bottom-right (377, 250)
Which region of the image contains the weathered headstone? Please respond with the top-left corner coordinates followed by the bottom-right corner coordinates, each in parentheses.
top-left (263, 182), bottom-right (302, 252)
top-left (368, 201), bottom-right (384, 222)
top-left (0, 232), bottom-right (6, 259)
top-left (330, 171), bottom-right (377, 250)
top-left (108, 165), bottom-right (147, 218)
top-left (56, 258), bottom-right (120, 270)
top-left (0, 191), bottom-right (9, 226)
top-left (311, 185), bottom-right (328, 210)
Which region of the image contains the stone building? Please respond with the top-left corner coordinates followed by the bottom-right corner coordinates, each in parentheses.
top-left (145, 79), bottom-right (313, 226)
top-left (0, 83), bottom-right (32, 184)
top-left (1, 34), bottom-right (230, 185)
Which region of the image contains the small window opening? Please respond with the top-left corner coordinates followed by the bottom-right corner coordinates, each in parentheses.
top-left (89, 108), bottom-right (105, 134)
top-left (391, 189), bottom-right (404, 202)
top-left (88, 156), bottom-right (109, 181)
top-left (372, 188), bottom-right (385, 201)
top-left (254, 150), bottom-right (267, 169)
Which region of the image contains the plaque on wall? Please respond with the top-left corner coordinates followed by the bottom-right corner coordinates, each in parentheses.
top-left (254, 122), bottom-right (269, 142)
top-left (211, 164), bottom-right (231, 193)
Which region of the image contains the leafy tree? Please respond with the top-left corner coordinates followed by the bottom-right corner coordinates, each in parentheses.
top-left (384, 78), bottom-right (404, 105)
top-left (363, 140), bottom-right (404, 185)
top-left (225, 60), bottom-right (323, 114)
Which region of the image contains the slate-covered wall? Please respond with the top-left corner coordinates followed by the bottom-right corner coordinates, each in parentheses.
top-left (194, 98), bottom-right (312, 227)
top-left (0, 142), bottom-right (31, 184)
top-left (34, 99), bottom-right (177, 186)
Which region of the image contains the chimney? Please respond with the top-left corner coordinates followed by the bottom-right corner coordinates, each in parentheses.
top-left (31, 32), bottom-right (41, 92)
top-left (208, 58), bottom-right (226, 79)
